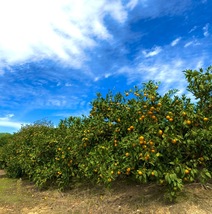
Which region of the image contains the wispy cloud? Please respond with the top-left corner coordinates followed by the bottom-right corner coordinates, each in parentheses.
top-left (118, 35), bottom-right (211, 96)
top-left (127, 0), bottom-right (139, 10)
top-left (142, 46), bottom-right (162, 58)
top-left (189, 26), bottom-right (197, 33)
top-left (203, 23), bottom-right (209, 37)
top-left (171, 37), bottom-right (181, 46)
top-left (0, 114), bottom-right (24, 129)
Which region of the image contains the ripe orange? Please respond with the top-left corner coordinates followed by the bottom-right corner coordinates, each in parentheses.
top-left (145, 154), bottom-right (149, 160)
top-left (157, 103), bottom-right (162, 107)
top-left (166, 115), bottom-right (171, 120)
top-left (151, 171), bottom-right (155, 176)
top-left (117, 118), bottom-right (121, 122)
top-left (182, 112), bottom-right (186, 117)
top-left (172, 139), bottom-right (177, 144)
top-left (117, 171), bottom-right (121, 175)
top-left (203, 117), bottom-right (209, 122)
top-left (158, 130), bottom-right (163, 135)
top-left (126, 168), bottom-right (131, 172)
top-left (138, 170), bottom-right (142, 175)
top-left (139, 140), bottom-right (144, 145)
top-left (149, 141), bottom-right (154, 146)
top-left (151, 96), bottom-right (155, 101)
top-left (139, 136), bottom-right (144, 141)
top-left (186, 120), bottom-right (191, 125)
top-left (169, 118), bottom-right (173, 122)
top-left (108, 178), bottom-right (112, 182)
top-left (125, 152), bottom-right (129, 157)
top-left (185, 169), bottom-right (190, 174)
top-left (151, 115), bottom-right (156, 120)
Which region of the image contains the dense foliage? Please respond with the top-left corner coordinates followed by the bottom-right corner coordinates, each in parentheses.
top-left (0, 67), bottom-right (211, 201)
top-left (0, 133), bottom-right (12, 168)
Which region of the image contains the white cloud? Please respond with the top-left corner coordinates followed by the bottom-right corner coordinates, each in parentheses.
top-left (0, 114), bottom-right (24, 129)
top-left (184, 41), bottom-right (193, 48)
top-left (142, 46), bottom-right (162, 58)
top-left (127, 0), bottom-right (139, 10)
top-left (189, 26), bottom-right (197, 33)
top-left (171, 37), bottom-right (181, 46)
top-left (0, 0), bottom-right (127, 68)
top-left (203, 23), bottom-right (209, 37)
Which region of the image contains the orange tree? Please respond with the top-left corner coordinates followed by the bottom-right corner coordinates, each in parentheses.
top-left (77, 67), bottom-right (211, 200)
top-left (2, 67), bottom-right (211, 201)
top-left (0, 133), bottom-right (12, 169)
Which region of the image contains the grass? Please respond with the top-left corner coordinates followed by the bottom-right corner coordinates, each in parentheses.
top-left (0, 170), bottom-right (212, 214)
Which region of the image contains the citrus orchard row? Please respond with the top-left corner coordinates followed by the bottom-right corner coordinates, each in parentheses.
top-left (0, 67), bottom-right (211, 201)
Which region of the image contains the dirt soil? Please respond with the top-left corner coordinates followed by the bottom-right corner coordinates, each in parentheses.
top-left (0, 170), bottom-right (212, 214)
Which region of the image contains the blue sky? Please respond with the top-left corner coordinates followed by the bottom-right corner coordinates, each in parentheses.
top-left (0, 0), bottom-right (211, 133)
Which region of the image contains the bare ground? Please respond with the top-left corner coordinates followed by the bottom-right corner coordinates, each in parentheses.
top-left (0, 170), bottom-right (212, 214)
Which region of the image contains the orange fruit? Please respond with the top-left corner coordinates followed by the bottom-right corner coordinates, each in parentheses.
top-left (149, 141), bottom-right (154, 146)
top-left (203, 117), bottom-right (209, 122)
top-left (169, 118), bottom-right (173, 122)
top-left (182, 112), bottom-right (186, 117)
top-left (166, 115), bottom-right (170, 120)
top-left (151, 96), bottom-right (155, 101)
top-left (158, 130), bottom-right (163, 135)
top-left (186, 120), bottom-right (191, 125)
top-left (139, 140), bottom-right (144, 145)
top-left (125, 152), bottom-right (129, 157)
top-left (139, 136), bottom-right (144, 141)
top-left (138, 170), bottom-right (142, 175)
top-left (185, 169), bottom-right (190, 174)
top-left (117, 171), bottom-right (121, 175)
top-left (172, 139), bottom-right (177, 144)
top-left (126, 168), bottom-right (131, 172)
top-left (199, 157), bottom-right (204, 161)
top-left (151, 115), bottom-right (156, 120)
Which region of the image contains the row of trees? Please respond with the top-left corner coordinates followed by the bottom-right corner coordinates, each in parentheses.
top-left (0, 67), bottom-right (211, 201)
